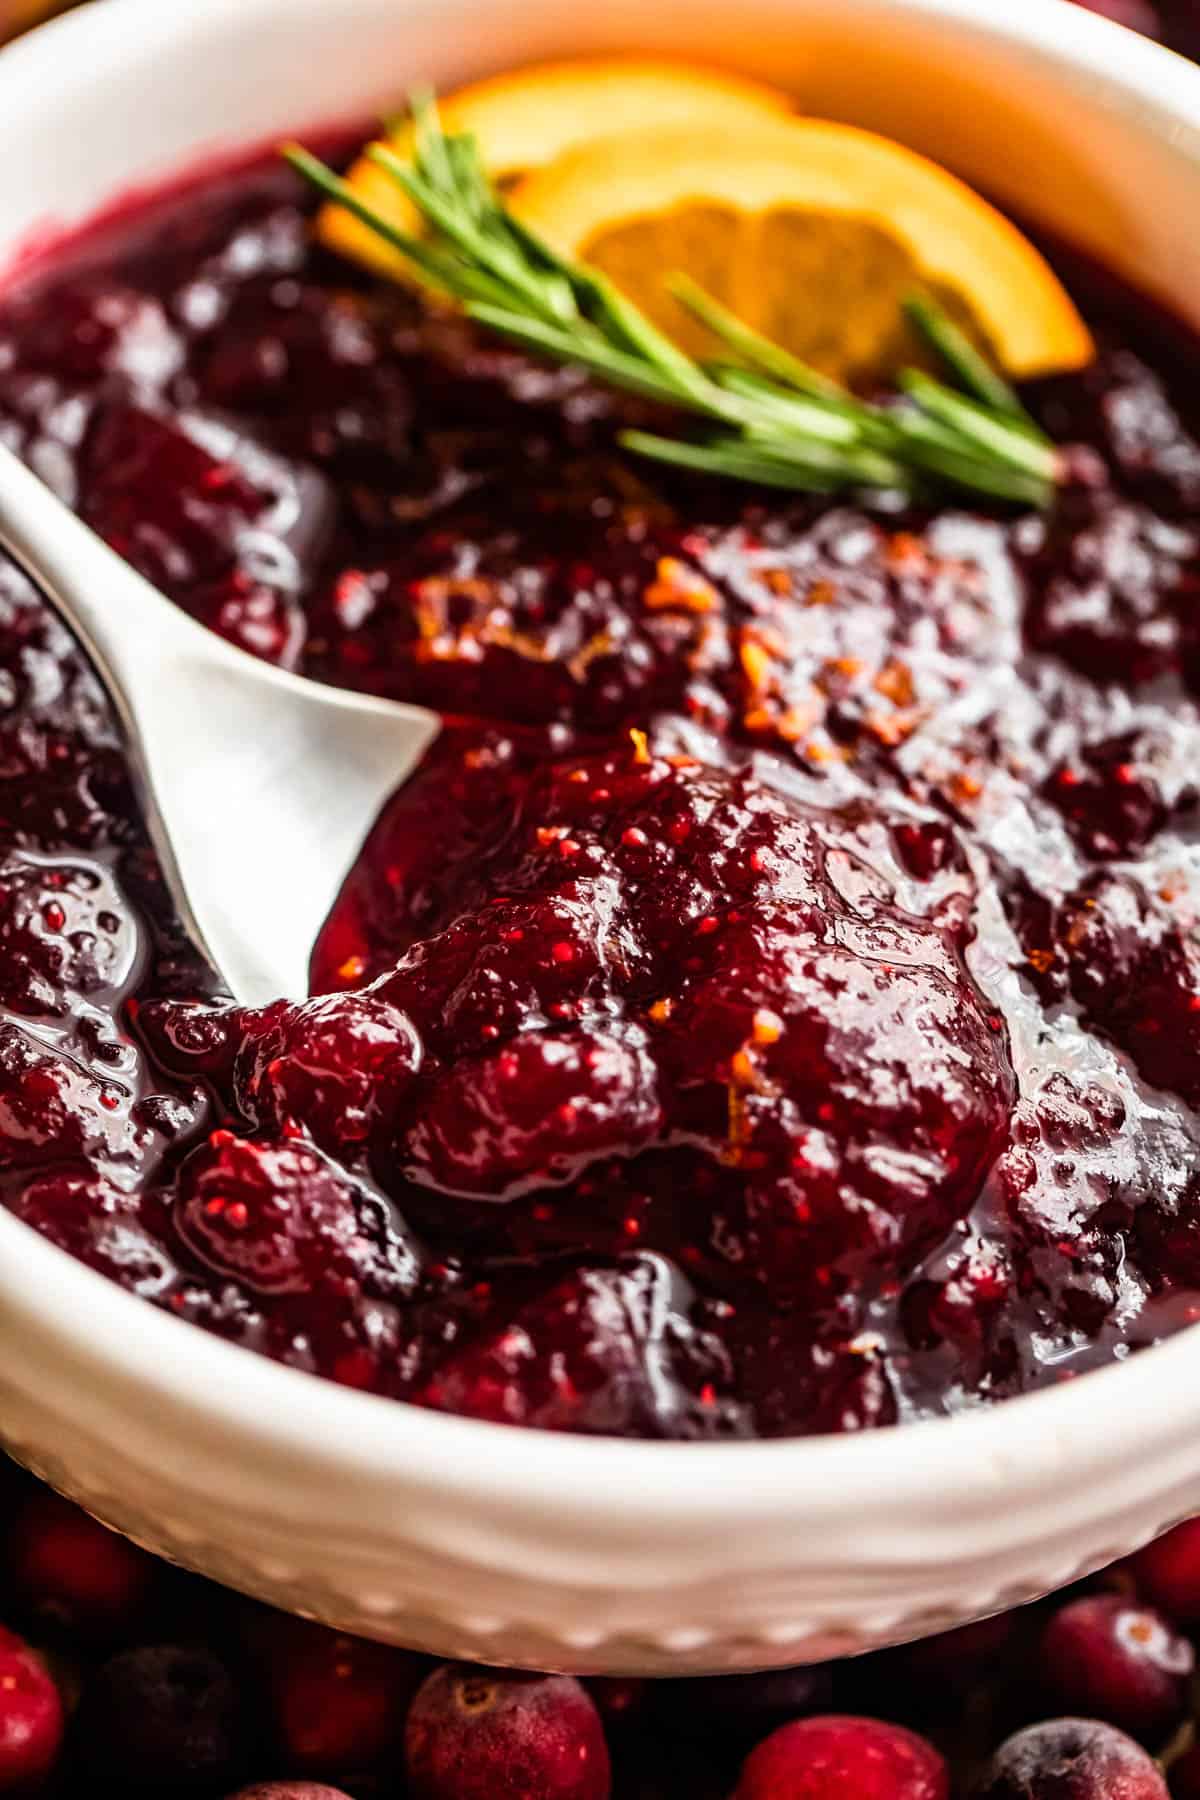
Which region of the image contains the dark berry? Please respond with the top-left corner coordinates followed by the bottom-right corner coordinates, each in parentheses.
top-left (405, 1664), bottom-right (610, 1800)
top-left (976, 1718), bottom-right (1169, 1798)
top-left (0, 1625), bottom-right (64, 1792)
top-left (254, 1613), bottom-right (425, 1776)
top-left (3, 1490), bottom-right (157, 1643)
top-left (654, 1666), bottom-right (835, 1746)
top-left (897, 1612), bottom-right (1020, 1691)
top-left (1132, 1519), bottom-right (1200, 1623)
top-left (733, 1715), bottom-right (948, 1800)
top-left (73, 1643), bottom-right (243, 1792)
top-left (1035, 1595), bottom-right (1192, 1743)
top-left (586, 1679), bottom-right (648, 1732)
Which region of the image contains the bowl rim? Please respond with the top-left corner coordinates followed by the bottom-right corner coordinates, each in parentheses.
top-left (3, 0), bottom-right (1200, 1535)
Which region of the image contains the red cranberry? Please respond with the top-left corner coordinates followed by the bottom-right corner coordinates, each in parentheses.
top-left (405, 1664), bottom-right (611, 1800)
top-left (3, 1489), bottom-right (157, 1643)
top-left (226, 1788), bottom-right (354, 1800)
top-left (73, 1643), bottom-right (244, 1792)
top-left (1035, 1595), bottom-right (1192, 1743)
top-left (976, 1718), bottom-right (1169, 1798)
top-left (0, 1625), bottom-right (64, 1792)
top-left (897, 1612), bottom-right (1020, 1691)
top-left (1132, 1518), bottom-right (1200, 1623)
top-left (654, 1666), bottom-right (835, 1745)
top-left (254, 1613), bottom-right (426, 1776)
top-left (733, 1715), bottom-right (948, 1800)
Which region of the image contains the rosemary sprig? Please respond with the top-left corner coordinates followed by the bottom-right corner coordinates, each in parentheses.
top-left (284, 102), bottom-right (1062, 507)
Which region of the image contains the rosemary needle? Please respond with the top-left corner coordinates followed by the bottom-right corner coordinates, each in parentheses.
top-left (283, 105), bottom-right (1060, 508)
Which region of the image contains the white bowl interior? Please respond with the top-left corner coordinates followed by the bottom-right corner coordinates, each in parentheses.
top-left (3, 0), bottom-right (1200, 1675)
top-left (5, 0), bottom-right (1200, 331)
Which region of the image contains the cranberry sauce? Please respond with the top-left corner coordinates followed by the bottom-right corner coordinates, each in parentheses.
top-left (1, 151), bottom-right (1200, 1437)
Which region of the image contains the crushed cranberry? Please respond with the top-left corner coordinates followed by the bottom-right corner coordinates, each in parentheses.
top-left (0, 148), bottom-right (1199, 1436)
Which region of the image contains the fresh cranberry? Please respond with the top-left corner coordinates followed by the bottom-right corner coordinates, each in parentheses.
top-left (72, 1643), bottom-right (244, 1792)
top-left (3, 1489), bottom-right (157, 1643)
top-left (895, 1612), bottom-right (1019, 1691)
top-left (225, 1787), bottom-right (355, 1800)
top-left (654, 1667), bottom-right (835, 1746)
top-left (0, 1626), bottom-right (63, 1793)
top-left (733, 1715), bottom-right (947, 1800)
top-left (844, 1613), bottom-right (1022, 1727)
top-left (253, 1613), bottom-right (426, 1776)
top-left (405, 1664), bottom-right (610, 1800)
top-left (1132, 1519), bottom-right (1200, 1623)
top-left (1035, 1595), bottom-right (1192, 1743)
top-left (976, 1719), bottom-right (1169, 1798)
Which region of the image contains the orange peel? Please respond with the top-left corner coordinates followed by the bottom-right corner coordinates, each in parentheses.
top-left (318, 58), bottom-right (793, 278)
top-left (510, 119), bottom-right (1094, 382)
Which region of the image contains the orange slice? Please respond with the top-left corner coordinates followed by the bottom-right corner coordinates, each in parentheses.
top-left (510, 120), bottom-right (1093, 385)
top-left (318, 59), bottom-right (794, 279)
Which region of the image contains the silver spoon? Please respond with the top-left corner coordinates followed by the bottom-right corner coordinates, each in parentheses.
top-left (0, 442), bottom-right (440, 1005)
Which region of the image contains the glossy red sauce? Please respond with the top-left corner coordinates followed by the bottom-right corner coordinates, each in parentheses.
top-left (1, 149), bottom-right (1199, 1436)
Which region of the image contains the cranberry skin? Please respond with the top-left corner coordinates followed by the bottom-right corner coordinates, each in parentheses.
top-left (3, 1489), bottom-right (157, 1643)
top-left (897, 1612), bottom-right (1019, 1691)
top-left (73, 1643), bottom-right (244, 1793)
top-left (654, 1666), bottom-right (835, 1746)
top-left (1036, 1595), bottom-right (1192, 1744)
top-left (405, 1664), bottom-right (611, 1800)
top-left (173, 1131), bottom-right (419, 1300)
top-left (734, 1715), bottom-right (947, 1800)
top-left (0, 1625), bottom-right (64, 1793)
top-left (226, 1788), bottom-right (355, 1800)
top-left (1132, 1518), bottom-right (1200, 1623)
top-left (976, 1719), bottom-right (1169, 1799)
top-left (240, 992), bottom-right (422, 1151)
top-left (255, 1614), bottom-right (426, 1776)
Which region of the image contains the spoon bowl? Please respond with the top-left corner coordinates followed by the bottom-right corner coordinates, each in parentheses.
top-left (0, 442), bottom-right (439, 1003)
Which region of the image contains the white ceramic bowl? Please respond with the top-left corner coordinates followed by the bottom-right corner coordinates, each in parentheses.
top-left (4, 0), bottom-right (1200, 1677)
